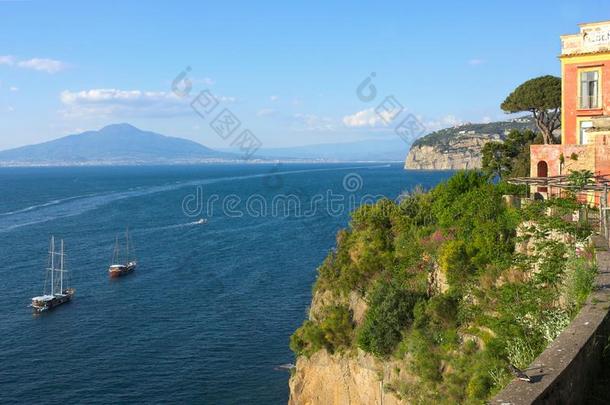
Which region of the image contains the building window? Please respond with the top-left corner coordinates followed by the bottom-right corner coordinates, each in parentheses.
top-left (579, 120), bottom-right (593, 144)
top-left (580, 70), bottom-right (600, 109)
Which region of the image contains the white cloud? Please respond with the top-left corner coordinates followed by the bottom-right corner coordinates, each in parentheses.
top-left (60, 87), bottom-right (238, 119)
top-left (17, 58), bottom-right (67, 73)
top-left (59, 88), bottom-right (189, 118)
top-left (9, 86), bottom-right (18, 92)
top-left (257, 108), bottom-right (277, 117)
top-left (342, 108), bottom-right (395, 128)
top-left (481, 116), bottom-right (492, 124)
top-left (7, 106), bottom-right (14, 112)
top-left (0, 55), bottom-right (15, 66)
top-left (343, 108), bottom-right (464, 137)
top-left (421, 114), bottom-right (464, 132)
top-left (0, 55), bottom-right (67, 73)
top-left (439, 114), bottom-right (463, 127)
top-left (270, 95), bottom-right (279, 102)
top-left (60, 89), bottom-right (169, 104)
top-left (468, 59), bottom-right (485, 66)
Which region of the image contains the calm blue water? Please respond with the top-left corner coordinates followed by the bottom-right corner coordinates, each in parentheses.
top-left (0, 163), bottom-right (452, 404)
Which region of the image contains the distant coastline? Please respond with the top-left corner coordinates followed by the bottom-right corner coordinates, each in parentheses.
top-left (0, 159), bottom-right (406, 168)
top-left (0, 123), bottom-right (411, 166)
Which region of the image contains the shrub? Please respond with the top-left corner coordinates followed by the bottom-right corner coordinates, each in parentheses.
top-left (466, 372), bottom-right (493, 400)
top-left (562, 254), bottom-right (597, 310)
top-left (290, 321), bottom-right (325, 357)
top-left (357, 281), bottom-right (420, 356)
top-left (319, 305), bottom-right (354, 351)
top-left (505, 335), bottom-right (538, 369)
top-left (426, 293), bottom-right (459, 329)
top-left (404, 329), bottom-right (442, 382)
top-left (432, 171), bottom-right (489, 229)
top-left (534, 239), bottom-right (569, 286)
top-left (289, 305), bottom-right (354, 357)
top-left (439, 240), bottom-right (472, 287)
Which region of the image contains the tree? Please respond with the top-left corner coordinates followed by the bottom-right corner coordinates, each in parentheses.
top-left (481, 140), bottom-right (518, 179)
top-left (481, 129), bottom-right (543, 178)
top-left (566, 169), bottom-right (594, 192)
top-left (566, 169), bottom-right (594, 224)
top-left (501, 76), bottom-right (561, 144)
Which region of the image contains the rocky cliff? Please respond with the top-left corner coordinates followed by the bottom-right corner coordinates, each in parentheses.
top-left (289, 277), bottom-right (452, 405)
top-left (404, 134), bottom-right (501, 170)
top-left (289, 289), bottom-right (408, 405)
top-left (404, 117), bottom-right (536, 170)
top-left (287, 174), bottom-right (595, 404)
top-left (289, 350), bottom-right (407, 405)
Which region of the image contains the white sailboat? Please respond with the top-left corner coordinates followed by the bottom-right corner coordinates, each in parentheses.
top-left (31, 236), bottom-right (75, 312)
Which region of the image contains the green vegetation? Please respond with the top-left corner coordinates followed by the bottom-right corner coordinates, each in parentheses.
top-left (411, 118), bottom-right (536, 149)
top-left (357, 281), bottom-right (422, 356)
top-left (481, 129), bottom-right (543, 179)
top-left (566, 169), bottom-right (594, 192)
top-left (290, 304), bottom-right (354, 357)
top-left (291, 171), bottom-right (597, 404)
top-left (501, 75), bottom-right (561, 144)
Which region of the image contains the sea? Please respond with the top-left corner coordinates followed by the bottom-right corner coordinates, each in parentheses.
top-left (0, 163), bottom-right (452, 404)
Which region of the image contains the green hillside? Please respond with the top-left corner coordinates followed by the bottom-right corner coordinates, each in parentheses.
top-left (413, 117), bottom-right (537, 148)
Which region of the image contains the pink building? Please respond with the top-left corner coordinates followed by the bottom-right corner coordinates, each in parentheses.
top-left (531, 21), bottom-right (610, 202)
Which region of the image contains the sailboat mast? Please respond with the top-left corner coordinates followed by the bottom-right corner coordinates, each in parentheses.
top-left (114, 235), bottom-right (120, 264)
top-left (50, 236), bottom-right (55, 296)
top-left (126, 228), bottom-right (129, 263)
top-left (60, 239), bottom-right (64, 293)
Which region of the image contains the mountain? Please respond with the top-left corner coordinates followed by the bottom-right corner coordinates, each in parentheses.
top-left (0, 124), bottom-right (236, 165)
top-left (404, 117), bottom-right (537, 170)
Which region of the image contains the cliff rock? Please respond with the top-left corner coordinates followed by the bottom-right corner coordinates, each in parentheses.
top-left (404, 134), bottom-right (501, 170)
top-left (404, 117), bottom-right (536, 170)
top-left (289, 350), bottom-right (409, 405)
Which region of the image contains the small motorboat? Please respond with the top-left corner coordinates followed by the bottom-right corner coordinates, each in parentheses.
top-left (196, 218), bottom-right (208, 225)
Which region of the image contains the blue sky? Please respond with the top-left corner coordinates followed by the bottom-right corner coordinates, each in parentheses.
top-left (0, 0), bottom-right (606, 150)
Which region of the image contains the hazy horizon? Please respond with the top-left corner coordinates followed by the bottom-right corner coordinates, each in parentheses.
top-left (0, 1), bottom-right (603, 151)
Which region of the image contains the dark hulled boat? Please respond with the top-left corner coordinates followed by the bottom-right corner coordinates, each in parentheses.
top-left (108, 262), bottom-right (136, 277)
top-left (108, 228), bottom-right (137, 278)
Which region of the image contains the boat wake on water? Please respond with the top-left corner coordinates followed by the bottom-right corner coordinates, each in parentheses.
top-left (274, 363), bottom-right (295, 371)
top-left (0, 164), bottom-right (385, 232)
top-left (140, 219), bottom-right (208, 233)
top-left (0, 193), bottom-right (98, 217)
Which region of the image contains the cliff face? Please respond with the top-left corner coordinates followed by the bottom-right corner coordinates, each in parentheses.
top-left (289, 289), bottom-right (408, 404)
top-left (404, 134), bottom-right (501, 170)
top-left (288, 177), bottom-right (593, 404)
top-left (403, 117), bottom-right (536, 170)
top-left (289, 350), bottom-right (407, 405)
